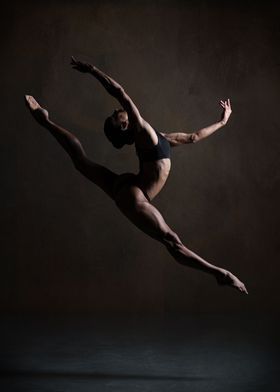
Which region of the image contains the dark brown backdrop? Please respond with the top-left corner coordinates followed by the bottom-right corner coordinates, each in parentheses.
top-left (2, 0), bottom-right (279, 315)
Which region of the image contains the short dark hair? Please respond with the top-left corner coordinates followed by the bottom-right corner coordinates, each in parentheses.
top-left (104, 116), bottom-right (125, 149)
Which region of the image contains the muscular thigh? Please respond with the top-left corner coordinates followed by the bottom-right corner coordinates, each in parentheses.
top-left (114, 184), bottom-right (171, 241)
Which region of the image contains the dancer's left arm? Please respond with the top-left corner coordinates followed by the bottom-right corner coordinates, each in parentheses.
top-left (162, 99), bottom-right (232, 146)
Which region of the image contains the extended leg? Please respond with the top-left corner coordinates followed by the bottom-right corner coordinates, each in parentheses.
top-left (25, 95), bottom-right (118, 198)
top-left (115, 186), bottom-right (248, 294)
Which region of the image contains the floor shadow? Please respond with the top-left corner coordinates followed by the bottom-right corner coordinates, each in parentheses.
top-left (0, 369), bottom-right (212, 382)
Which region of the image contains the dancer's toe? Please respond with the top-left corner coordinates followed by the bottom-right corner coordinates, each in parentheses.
top-left (240, 284), bottom-right (248, 295)
top-left (25, 95), bottom-right (41, 111)
top-left (24, 95), bottom-right (49, 123)
top-left (216, 269), bottom-right (248, 295)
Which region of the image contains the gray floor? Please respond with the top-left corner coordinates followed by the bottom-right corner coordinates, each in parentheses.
top-left (0, 313), bottom-right (279, 392)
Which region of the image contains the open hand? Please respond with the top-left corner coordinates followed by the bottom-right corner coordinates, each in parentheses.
top-left (70, 56), bottom-right (93, 73)
top-left (220, 98), bottom-right (232, 125)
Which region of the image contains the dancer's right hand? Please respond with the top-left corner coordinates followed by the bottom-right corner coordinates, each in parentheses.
top-left (71, 56), bottom-right (93, 73)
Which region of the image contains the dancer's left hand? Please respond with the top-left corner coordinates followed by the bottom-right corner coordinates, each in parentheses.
top-left (71, 56), bottom-right (93, 73)
top-left (220, 98), bottom-right (232, 125)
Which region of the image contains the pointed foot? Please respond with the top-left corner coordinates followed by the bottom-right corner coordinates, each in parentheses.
top-left (24, 95), bottom-right (49, 124)
top-left (25, 95), bottom-right (41, 111)
top-left (216, 269), bottom-right (248, 295)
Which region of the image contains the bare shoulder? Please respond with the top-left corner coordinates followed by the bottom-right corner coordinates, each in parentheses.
top-left (141, 118), bottom-right (157, 133)
top-left (135, 118), bottom-right (159, 145)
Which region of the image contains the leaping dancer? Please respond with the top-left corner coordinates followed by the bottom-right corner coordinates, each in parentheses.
top-left (25, 57), bottom-right (248, 294)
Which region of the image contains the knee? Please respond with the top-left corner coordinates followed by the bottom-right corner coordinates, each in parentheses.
top-left (161, 230), bottom-right (183, 252)
top-left (73, 155), bottom-right (88, 173)
top-left (69, 138), bottom-right (87, 169)
top-left (73, 157), bottom-right (84, 171)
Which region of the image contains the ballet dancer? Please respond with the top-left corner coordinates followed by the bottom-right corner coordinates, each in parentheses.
top-left (24, 57), bottom-right (248, 294)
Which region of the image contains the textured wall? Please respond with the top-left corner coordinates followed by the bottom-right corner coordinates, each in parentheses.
top-left (2, 0), bottom-right (280, 314)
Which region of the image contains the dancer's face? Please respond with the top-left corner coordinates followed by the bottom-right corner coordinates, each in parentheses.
top-left (111, 109), bottom-right (129, 131)
top-left (104, 109), bottom-right (134, 148)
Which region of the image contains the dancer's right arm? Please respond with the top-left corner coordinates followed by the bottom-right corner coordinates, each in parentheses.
top-left (71, 57), bottom-right (142, 125)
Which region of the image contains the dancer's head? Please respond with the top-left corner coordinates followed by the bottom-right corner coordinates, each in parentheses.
top-left (104, 109), bottom-right (134, 148)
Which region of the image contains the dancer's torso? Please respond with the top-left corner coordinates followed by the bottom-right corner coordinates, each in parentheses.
top-left (136, 158), bottom-right (171, 201)
top-left (113, 119), bottom-right (171, 202)
top-left (134, 120), bottom-right (171, 201)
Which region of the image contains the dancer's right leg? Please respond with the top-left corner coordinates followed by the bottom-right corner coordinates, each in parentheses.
top-left (25, 95), bottom-right (118, 198)
top-left (114, 185), bottom-right (248, 294)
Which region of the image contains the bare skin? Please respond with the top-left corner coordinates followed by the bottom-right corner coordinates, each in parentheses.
top-left (24, 58), bottom-right (248, 295)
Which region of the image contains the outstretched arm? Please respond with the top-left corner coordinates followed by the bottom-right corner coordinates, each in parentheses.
top-left (162, 99), bottom-right (232, 146)
top-left (71, 57), bottom-right (142, 124)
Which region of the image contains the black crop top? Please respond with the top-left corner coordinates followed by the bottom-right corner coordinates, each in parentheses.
top-left (135, 131), bottom-right (171, 162)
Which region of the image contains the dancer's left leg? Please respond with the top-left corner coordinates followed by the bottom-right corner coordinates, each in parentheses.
top-left (25, 95), bottom-right (118, 198)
